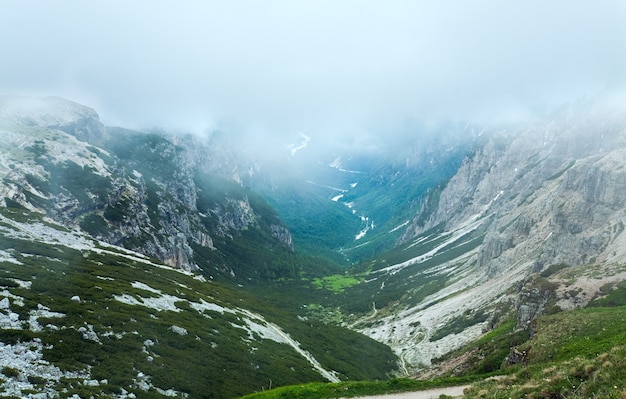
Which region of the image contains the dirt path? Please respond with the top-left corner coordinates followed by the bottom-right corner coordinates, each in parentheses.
top-left (352, 384), bottom-right (469, 399)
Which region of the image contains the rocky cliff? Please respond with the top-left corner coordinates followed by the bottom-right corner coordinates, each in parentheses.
top-left (5, 96), bottom-right (626, 375)
top-left (344, 102), bottom-right (626, 372)
top-left (0, 95), bottom-right (107, 144)
top-left (402, 103), bottom-right (626, 275)
top-left (0, 96), bottom-right (294, 278)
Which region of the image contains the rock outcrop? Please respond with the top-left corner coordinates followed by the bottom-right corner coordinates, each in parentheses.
top-left (355, 103), bottom-right (626, 371)
top-left (402, 104), bottom-right (626, 277)
top-left (0, 95), bottom-right (107, 145)
top-left (0, 96), bottom-right (294, 277)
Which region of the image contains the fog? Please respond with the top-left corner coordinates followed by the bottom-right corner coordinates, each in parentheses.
top-left (1, 1), bottom-right (624, 139)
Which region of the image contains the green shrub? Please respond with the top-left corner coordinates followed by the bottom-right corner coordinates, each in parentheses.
top-left (430, 312), bottom-right (489, 341)
top-left (27, 375), bottom-right (47, 385)
top-left (588, 280), bottom-right (626, 307)
top-left (79, 213), bottom-right (109, 236)
top-left (539, 263), bottom-right (570, 278)
top-left (1, 366), bottom-right (20, 378)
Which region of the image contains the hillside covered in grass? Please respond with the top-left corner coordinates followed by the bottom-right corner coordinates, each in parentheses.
top-left (2, 97), bottom-right (626, 399)
top-left (236, 301), bottom-right (626, 399)
top-left (0, 206), bottom-right (397, 398)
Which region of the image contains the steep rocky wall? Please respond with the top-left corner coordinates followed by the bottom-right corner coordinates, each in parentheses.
top-left (0, 96), bottom-right (294, 275)
top-left (360, 106), bottom-right (626, 371)
top-left (402, 107), bottom-right (626, 280)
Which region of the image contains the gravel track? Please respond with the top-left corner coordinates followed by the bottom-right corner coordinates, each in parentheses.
top-left (353, 384), bottom-right (469, 399)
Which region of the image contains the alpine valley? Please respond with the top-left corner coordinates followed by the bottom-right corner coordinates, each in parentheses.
top-left (1, 95), bottom-right (626, 399)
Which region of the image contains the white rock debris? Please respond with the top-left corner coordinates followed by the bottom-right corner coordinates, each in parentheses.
top-left (0, 340), bottom-right (90, 398)
top-left (113, 280), bottom-right (341, 382)
top-left (9, 278), bottom-right (31, 289)
top-left (28, 304), bottom-right (66, 332)
top-left (169, 325), bottom-right (188, 336)
top-left (131, 281), bottom-right (162, 294)
top-left (113, 293), bottom-right (183, 313)
top-left (0, 250), bottom-right (21, 265)
top-left (0, 308), bottom-right (22, 329)
top-left (188, 298), bottom-right (233, 315)
top-left (78, 324), bottom-right (101, 343)
top-left (132, 370), bottom-right (188, 398)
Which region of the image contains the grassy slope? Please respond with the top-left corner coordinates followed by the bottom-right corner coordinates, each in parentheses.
top-left (238, 376), bottom-right (479, 399)
top-left (235, 298), bottom-right (626, 399)
top-left (0, 206), bottom-right (397, 399)
top-left (462, 306), bottom-right (626, 399)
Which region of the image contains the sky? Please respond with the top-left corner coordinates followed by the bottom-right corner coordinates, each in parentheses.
top-left (1, 1), bottom-right (625, 137)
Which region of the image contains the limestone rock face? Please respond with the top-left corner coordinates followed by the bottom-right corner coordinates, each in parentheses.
top-left (270, 224), bottom-right (294, 250)
top-left (0, 96), bottom-right (293, 276)
top-left (515, 278), bottom-right (555, 330)
top-left (0, 96), bottom-right (107, 145)
top-left (402, 105), bottom-right (626, 279)
top-left (379, 105), bottom-right (626, 363)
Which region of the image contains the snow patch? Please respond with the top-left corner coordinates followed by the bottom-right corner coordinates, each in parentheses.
top-left (355, 216), bottom-right (375, 240)
top-left (306, 180), bottom-right (347, 192)
top-left (289, 133), bottom-right (310, 156)
top-left (328, 158), bottom-right (365, 174)
top-left (389, 220), bottom-right (410, 233)
top-left (377, 217), bottom-right (484, 275)
top-left (329, 157), bottom-right (342, 168)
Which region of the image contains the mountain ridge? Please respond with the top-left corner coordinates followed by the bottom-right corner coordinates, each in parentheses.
top-left (333, 102), bottom-right (626, 372)
top-left (2, 95), bottom-right (626, 397)
top-left (0, 99), bottom-right (301, 280)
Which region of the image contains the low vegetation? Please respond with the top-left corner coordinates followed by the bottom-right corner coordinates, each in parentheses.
top-left (467, 348), bottom-right (626, 398)
top-left (239, 291), bottom-right (626, 399)
top-left (0, 206), bottom-right (397, 398)
top-left (3, 122), bottom-right (626, 399)
top-left (429, 310), bottom-right (489, 342)
top-left (588, 279), bottom-right (626, 307)
top-left (238, 376), bottom-right (476, 399)
top-left (311, 274), bottom-right (362, 293)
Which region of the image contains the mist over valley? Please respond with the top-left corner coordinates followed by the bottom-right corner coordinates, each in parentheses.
top-left (1, 2), bottom-right (626, 398)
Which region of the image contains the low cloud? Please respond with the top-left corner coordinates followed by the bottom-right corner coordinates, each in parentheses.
top-left (1, 1), bottom-right (624, 140)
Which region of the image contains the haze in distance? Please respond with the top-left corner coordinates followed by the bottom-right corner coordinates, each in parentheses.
top-left (1, 0), bottom-right (624, 143)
